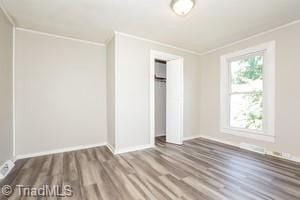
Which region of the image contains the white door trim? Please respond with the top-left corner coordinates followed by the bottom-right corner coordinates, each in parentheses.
top-left (150, 50), bottom-right (184, 146)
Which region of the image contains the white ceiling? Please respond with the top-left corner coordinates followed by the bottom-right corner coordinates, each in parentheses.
top-left (2, 0), bottom-right (300, 53)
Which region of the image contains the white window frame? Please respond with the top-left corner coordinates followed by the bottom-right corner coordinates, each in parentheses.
top-left (220, 41), bottom-right (275, 143)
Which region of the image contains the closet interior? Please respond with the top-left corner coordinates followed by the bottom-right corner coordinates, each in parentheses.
top-left (155, 59), bottom-right (167, 141)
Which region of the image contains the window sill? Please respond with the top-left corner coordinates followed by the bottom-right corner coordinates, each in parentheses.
top-left (221, 128), bottom-right (275, 143)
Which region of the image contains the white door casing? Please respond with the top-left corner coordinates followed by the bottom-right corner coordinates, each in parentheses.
top-left (150, 50), bottom-right (184, 146)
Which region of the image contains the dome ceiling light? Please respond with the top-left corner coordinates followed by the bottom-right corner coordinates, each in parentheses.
top-left (171, 0), bottom-right (195, 16)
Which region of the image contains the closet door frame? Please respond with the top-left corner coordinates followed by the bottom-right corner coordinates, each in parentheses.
top-left (150, 50), bottom-right (184, 146)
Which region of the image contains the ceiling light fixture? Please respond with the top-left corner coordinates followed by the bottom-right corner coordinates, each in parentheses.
top-left (171, 0), bottom-right (195, 16)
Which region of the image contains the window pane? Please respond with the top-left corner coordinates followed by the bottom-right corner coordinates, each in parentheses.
top-left (230, 55), bottom-right (263, 93)
top-left (230, 93), bottom-right (263, 130)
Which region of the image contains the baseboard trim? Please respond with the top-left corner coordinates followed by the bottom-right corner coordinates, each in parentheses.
top-left (155, 133), bottom-right (166, 137)
top-left (106, 143), bottom-right (115, 154)
top-left (185, 134), bottom-right (300, 163)
top-left (183, 135), bottom-right (204, 141)
top-left (16, 142), bottom-right (107, 160)
top-left (114, 144), bottom-right (155, 155)
top-left (14, 135), bottom-right (299, 163)
top-left (15, 142), bottom-right (156, 159)
top-left (190, 134), bottom-right (238, 147)
top-left (290, 156), bottom-right (300, 163)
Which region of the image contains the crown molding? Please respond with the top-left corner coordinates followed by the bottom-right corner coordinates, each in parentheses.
top-left (0, 1), bottom-right (16, 26)
top-left (199, 19), bottom-right (300, 56)
top-left (114, 31), bottom-right (201, 56)
top-left (16, 27), bottom-right (106, 47)
top-left (104, 31), bottom-right (115, 45)
top-left (2, 1), bottom-right (300, 58)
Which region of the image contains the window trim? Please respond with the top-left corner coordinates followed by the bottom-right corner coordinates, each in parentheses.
top-left (220, 41), bottom-right (275, 143)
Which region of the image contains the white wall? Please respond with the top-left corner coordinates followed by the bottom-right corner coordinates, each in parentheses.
top-left (155, 61), bottom-right (166, 137)
top-left (0, 8), bottom-right (13, 165)
top-left (8, 21), bottom-right (300, 160)
top-left (106, 36), bottom-right (116, 148)
top-left (15, 29), bottom-right (107, 155)
top-left (199, 22), bottom-right (300, 158)
top-left (115, 33), bottom-right (201, 150)
top-left (11, 18), bottom-right (300, 160)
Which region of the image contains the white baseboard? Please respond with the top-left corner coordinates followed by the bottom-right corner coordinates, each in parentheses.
top-left (155, 133), bottom-right (166, 137)
top-left (15, 142), bottom-right (155, 160)
top-left (114, 144), bottom-right (155, 155)
top-left (14, 135), bottom-right (300, 164)
top-left (0, 160), bottom-right (15, 180)
top-left (185, 133), bottom-right (300, 163)
top-left (16, 142), bottom-right (107, 160)
top-left (291, 156), bottom-right (300, 163)
top-left (106, 143), bottom-right (115, 154)
top-left (183, 134), bottom-right (204, 141)
top-left (193, 134), bottom-right (238, 147)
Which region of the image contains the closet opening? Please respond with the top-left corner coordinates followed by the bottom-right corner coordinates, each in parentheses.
top-left (154, 59), bottom-right (167, 143)
top-left (150, 50), bottom-right (184, 147)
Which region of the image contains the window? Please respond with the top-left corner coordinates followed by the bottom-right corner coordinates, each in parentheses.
top-left (220, 42), bottom-right (275, 142)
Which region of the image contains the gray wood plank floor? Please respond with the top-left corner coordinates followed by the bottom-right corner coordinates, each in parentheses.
top-left (1, 136), bottom-right (300, 200)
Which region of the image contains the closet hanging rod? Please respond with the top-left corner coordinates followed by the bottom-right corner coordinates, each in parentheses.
top-left (155, 75), bottom-right (166, 81)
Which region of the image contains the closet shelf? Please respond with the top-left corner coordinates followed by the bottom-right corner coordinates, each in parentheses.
top-left (155, 75), bottom-right (166, 82)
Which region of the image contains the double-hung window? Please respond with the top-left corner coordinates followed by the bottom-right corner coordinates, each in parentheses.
top-left (220, 42), bottom-right (275, 142)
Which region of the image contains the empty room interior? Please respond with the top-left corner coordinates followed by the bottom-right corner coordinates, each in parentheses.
top-left (1, 0), bottom-right (300, 199)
